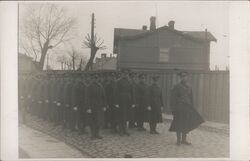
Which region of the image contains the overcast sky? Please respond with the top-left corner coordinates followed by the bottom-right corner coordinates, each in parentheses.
top-left (19, 1), bottom-right (229, 70)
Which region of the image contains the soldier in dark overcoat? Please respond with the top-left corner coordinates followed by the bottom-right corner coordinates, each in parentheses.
top-left (25, 75), bottom-right (33, 114)
top-left (71, 77), bottom-right (84, 132)
top-left (77, 75), bottom-right (88, 134)
top-left (48, 75), bottom-right (56, 123)
top-left (104, 73), bottom-right (117, 132)
top-left (29, 75), bottom-right (37, 116)
top-left (169, 71), bottom-right (204, 145)
top-left (35, 75), bottom-right (44, 118)
top-left (86, 74), bottom-right (106, 139)
top-left (114, 69), bottom-right (133, 136)
top-left (128, 72), bottom-right (137, 128)
top-left (135, 73), bottom-right (149, 131)
top-left (53, 76), bottom-right (60, 124)
top-left (43, 76), bottom-right (50, 121)
top-left (148, 75), bottom-right (163, 134)
top-left (64, 77), bottom-right (74, 130)
top-left (55, 75), bottom-right (65, 126)
top-left (18, 76), bottom-right (26, 123)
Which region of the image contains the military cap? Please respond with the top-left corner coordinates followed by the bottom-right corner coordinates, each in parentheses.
top-left (177, 70), bottom-right (188, 77)
top-left (152, 75), bottom-right (160, 80)
top-left (129, 72), bottom-right (137, 78)
top-left (110, 72), bottom-right (116, 77)
top-left (138, 73), bottom-right (146, 78)
top-left (121, 68), bottom-right (130, 74)
top-left (90, 73), bottom-right (99, 79)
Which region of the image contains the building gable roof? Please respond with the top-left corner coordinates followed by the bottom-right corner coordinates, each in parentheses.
top-left (114, 26), bottom-right (217, 43)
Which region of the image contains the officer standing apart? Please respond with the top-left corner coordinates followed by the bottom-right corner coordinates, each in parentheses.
top-left (169, 71), bottom-right (204, 145)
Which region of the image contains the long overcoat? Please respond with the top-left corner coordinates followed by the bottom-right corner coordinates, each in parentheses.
top-left (71, 81), bottom-right (86, 123)
top-left (63, 81), bottom-right (74, 123)
top-left (114, 77), bottom-right (133, 123)
top-left (128, 80), bottom-right (137, 122)
top-left (135, 81), bottom-right (149, 122)
top-left (86, 81), bottom-right (105, 127)
top-left (148, 83), bottom-right (163, 123)
top-left (29, 78), bottom-right (37, 114)
top-left (104, 80), bottom-right (116, 124)
top-left (56, 80), bottom-right (65, 123)
top-left (42, 80), bottom-right (50, 119)
top-left (169, 82), bottom-right (204, 133)
top-left (35, 80), bottom-right (44, 116)
top-left (18, 78), bottom-right (26, 114)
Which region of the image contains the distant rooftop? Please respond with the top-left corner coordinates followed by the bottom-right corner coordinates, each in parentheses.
top-left (114, 26), bottom-right (217, 42)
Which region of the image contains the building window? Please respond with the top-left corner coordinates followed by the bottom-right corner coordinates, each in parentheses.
top-left (159, 48), bottom-right (170, 62)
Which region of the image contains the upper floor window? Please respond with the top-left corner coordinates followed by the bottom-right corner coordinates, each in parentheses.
top-left (159, 48), bottom-right (170, 62)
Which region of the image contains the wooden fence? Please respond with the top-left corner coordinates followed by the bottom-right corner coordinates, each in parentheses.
top-left (20, 70), bottom-right (229, 123)
top-left (142, 70), bottom-right (229, 124)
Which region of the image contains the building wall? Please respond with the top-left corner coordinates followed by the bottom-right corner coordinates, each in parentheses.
top-left (118, 30), bottom-right (210, 70)
top-left (93, 58), bottom-right (117, 70)
top-left (18, 57), bottom-right (36, 72)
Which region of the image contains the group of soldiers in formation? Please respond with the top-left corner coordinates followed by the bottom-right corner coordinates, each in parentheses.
top-left (19, 69), bottom-right (204, 145)
top-left (19, 69), bottom-right (164, 140)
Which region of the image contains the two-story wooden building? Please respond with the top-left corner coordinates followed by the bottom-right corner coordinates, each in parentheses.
top-left (113, 17), bottom-right (217, 71)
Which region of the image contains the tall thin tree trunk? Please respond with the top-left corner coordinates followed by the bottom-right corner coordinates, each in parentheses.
top-left (39, 50), bottom-right (47, 70)
top-left (85, 47), bottom-right (98, 71)
top-left (72, 57), bottom-right (75, 70)
top-left (38, 41), bottom-right (49, 70)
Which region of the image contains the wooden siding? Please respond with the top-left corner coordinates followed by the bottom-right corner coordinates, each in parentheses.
top-left (118, 29), bottom-right (210, 70)
top-left (142, 70), bottom-right (229, 123)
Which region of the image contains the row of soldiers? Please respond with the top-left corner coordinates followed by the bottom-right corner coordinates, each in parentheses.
top-left (19, 69), bottom-right (164, 139)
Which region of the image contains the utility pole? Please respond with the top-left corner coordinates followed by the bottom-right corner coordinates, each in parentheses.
top-left (90, 13), bottom-right (95, 70)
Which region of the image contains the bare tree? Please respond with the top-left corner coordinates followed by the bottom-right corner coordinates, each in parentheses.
top-left (82, 13), bottom-right (106, 71)
top-left (82, 33), bottom-right (106, 71)
top-left (20, 4), bottom-right (76, 70)
top-left (77, 55), bottom-right (88, 71)
top-left (56, 55), bottom-right (68, 70)
top-left (67, 46), bottom-right (88, 71)
top-left (67, 47), bottom-right (79, 71)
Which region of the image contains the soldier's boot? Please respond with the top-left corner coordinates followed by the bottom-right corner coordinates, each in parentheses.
top-left (79, 126), bottom-right (88, 135)
top-left (176, 132), bottom-right (181, 146)
top-left (95, 127), bottom-right (103, 139)
top-left (152, 122), bottom-right (159, 134)
top-left (128, 121), bottom-right (136, 128)
top-left (150, 122), bottom-right (158, 134)
top-left (122, 122), bottom-right (130, 136)
top-left (149, 122), bottom-right (154, 134)
top-left (90, 126), bottom-right (99, 139)
top-left (137, 122), bottom-right (146, 131)
top-left (181, 133), bottom-right (192, 145)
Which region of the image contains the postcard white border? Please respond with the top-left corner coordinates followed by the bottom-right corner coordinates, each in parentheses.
top-left (1, 1), bottom-right (250, 160)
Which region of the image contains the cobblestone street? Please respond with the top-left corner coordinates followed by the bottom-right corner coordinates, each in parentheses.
top-left (20, 114), bottom-right (229, 158)
top-left (19, 124), bottom-right (86, 158)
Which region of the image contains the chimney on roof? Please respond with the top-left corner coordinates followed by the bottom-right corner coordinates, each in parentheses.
top-left (205, 28), bottom-right (208, 41)
top-left (168, 20), bottom-right (175, 30)
top-left (142, 25), bottom-right (147, 30)
top-left (150, 16), bottom-right (156, 31)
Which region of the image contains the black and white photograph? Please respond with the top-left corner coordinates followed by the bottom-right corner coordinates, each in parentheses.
top-left (1, 1), bottom-right (249, 160)
top-left (17, 1), bottom-right (231, 158)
